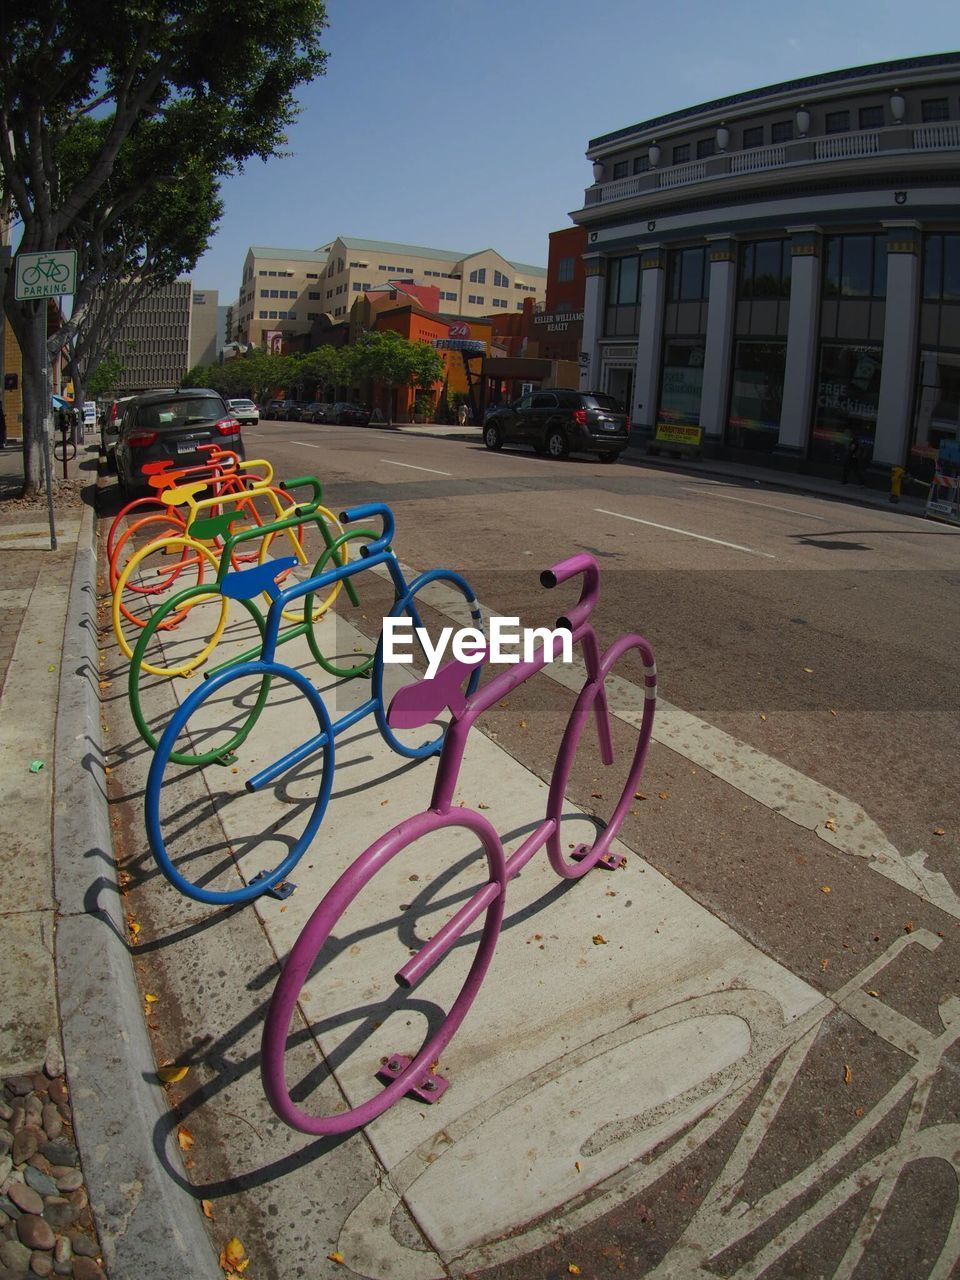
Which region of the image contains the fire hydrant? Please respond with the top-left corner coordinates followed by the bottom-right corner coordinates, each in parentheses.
top-left (890, 465), bottom-right (905, 503)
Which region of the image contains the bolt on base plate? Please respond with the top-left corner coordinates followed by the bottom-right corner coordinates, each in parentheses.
top-left (249, 870), bottom-right (296, 900)
top-left (571, 843), bottom-right (626, 871)
top-left (376, 1054), bottom-right (449, 1104)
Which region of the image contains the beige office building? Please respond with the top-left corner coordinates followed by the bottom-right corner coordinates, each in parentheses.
top-left (236, 238), bottom-right (546, 350)
top-left (114, 280), bottom-right (193, 393)
top-left (189, 287), bottom-right (219, 369)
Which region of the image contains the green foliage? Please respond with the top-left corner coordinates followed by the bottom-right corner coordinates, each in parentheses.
top-left (354, 330), bottom-right (444, 392)
top-left (87, 350), bottom-right (125, 398)
top-left (0, 0), bottom-right (329, 492)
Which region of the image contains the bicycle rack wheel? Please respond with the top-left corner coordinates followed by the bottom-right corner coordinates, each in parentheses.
top-left (145, 660), bottom-right (335, 904)
top-left (303, 526), bottom-right (378, 679)
top-left (273, 503), bottom-right (347, 626)
top-left (372, 568), bottom-right (484, 760)
top-left (108, 509), bottom-right (189, 595)
top-left (112, 535), bottom-right (219, 660)
top-left (106, 496), bottom-right (181, 563)
top-left (128, 586), bottom-right (266, 757)
top-left (261, 807), bottom-right (507, 1136)
top-left (546, 633), bottom-right (657, 878)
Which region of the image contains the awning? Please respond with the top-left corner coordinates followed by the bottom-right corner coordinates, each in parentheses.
top-left (51, 394), bottom-right (73, 410)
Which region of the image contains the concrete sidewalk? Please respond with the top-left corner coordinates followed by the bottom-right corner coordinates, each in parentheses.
top-left (101, 540), bottom-right (830, 1279)
top-left (0, 439), bottom-right (216, 1280)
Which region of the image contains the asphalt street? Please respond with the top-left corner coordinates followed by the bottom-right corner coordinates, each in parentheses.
top-left (99, 419), bottom-right (960, 1279)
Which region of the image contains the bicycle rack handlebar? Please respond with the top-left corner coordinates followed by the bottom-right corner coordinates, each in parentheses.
top-left (540, 552), bottom-right (600, 632)
top-left (279, 475), bottom-right (324, 515)
top-left (339, 503), bottom-right (395, 556)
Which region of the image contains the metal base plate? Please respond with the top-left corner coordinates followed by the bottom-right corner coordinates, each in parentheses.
top-left (250, 870), bottom-right (296, 900)
top-left (376, 1053), bottom-right (449, 1104)
top-left (571, 843), bottom-right (626, 871)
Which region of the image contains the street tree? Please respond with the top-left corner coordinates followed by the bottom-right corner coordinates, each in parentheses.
top-left (354, 330), bottom-right (443, 423)
top-left (86, 348), bottom-right (127, 401)
top-left (57, 119), bottom-right (225, 417)
top-left (0, 0), bottom-right (328, 492)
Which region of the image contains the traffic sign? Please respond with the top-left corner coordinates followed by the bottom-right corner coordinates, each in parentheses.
top-left (15, 250), bottom-right (78, 300)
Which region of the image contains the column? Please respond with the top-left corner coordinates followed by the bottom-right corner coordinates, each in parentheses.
top-left (874, 223), bottom-right (921, 467)
top-left (578, 257), bottom-right (605, 392)
top-left (632, 246), bottom-right (667, 437)
top-left (778, 227), bottom-right (822, 454)
top-left (699, 238), bottom-right (738, 440)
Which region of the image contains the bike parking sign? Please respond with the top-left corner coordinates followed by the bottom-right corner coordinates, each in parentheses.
top-left (15, 249), bottom-right (77, 300)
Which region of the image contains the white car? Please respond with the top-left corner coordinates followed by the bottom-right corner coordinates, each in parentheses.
top-left (227, 398), bottom-right (260, 426)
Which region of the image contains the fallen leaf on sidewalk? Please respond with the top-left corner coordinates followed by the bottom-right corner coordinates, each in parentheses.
top-left (176, 1125), bottom-right (195, 1148)
top-left (933, 827), bottom-right (946, 836)
top-left (824, 817), bottom-right (837, 831)
top-left (568, 1266), bottom-right (582, 1275)
top-left (830, 709), bottom-right (838, 716)
top-left (220, 1237), bottom-right (248, 1274)
top-left (327, 1251), bottom-right (345, 1264)
top-left (803, 667), bottom-right (814, 673)
top-left (144, 993), bottom-right (159, 1003)
top-left (820, 958), bottom-right (829, 971)
top-left (477, 802), bottom-right (489, 810)
top-left (157, 1064), bottom-right (189, 1084)
top-left (634, 792), bottom-right (646, 800)
top-left (127, 916), bottom-right (141, 940)
top-left (843, 1063), bottom-right (852, 1084)
top-left (201, 1200), bottom-right (214, 1219)
top-left (519, 719), bottom-right (527, 728)
top-left (591, 791), bottom-right (603, 799)
top-left (759, 713), bottom-right (767, 721)
top-left (658, 792), bottom-right (669, 800)
top-left (575, 1160), bottom-right (582, 1172)
top-left (592, 934), bottom-right (607, 945)
top-left (820, 885), bottom-right (832, 894)
top-left (48, 664), bottom-right (56, 673)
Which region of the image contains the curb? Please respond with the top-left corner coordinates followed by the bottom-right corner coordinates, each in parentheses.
top-left (52, 492), bottom-right (222, 1280)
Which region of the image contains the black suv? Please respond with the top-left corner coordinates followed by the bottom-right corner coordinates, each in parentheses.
top-left (114, 388), bottom-right (243, 496)
top-left (482, 389), bottom-right (629, 462)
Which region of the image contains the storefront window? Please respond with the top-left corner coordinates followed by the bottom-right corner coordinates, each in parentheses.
top-left (727, 341), bottom-right (786, 451)
top-left (739, 240), bottom-right (791, 299)
top-left (657, 338), bottom-right (706, 430)
top-left (604, 255), bottom-right (641, 336)
top-left (668, 247), bottom-right (709, 301)
top-left (810, 342), bottom-right (883, 464)
top-left (912, 351), bottom-right (960, 474)
top-left (822, 234), bottom-right (887, 298)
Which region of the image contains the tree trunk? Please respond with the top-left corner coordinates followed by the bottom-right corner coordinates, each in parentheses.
top-left (21, 305), bottom-right (48, 497)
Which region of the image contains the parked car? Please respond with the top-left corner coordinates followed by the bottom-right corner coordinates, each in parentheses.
top-left (101, 394), bottom-right (138, 467)
top-left (482, 389), bottom-right (629, 462)
top-left (263, 399), bottom-right (296, 420)
top-left (332, 401), bottom-right (372, 426)
top-left (302, 401), bottom-right (333, 423)
top-left (226, 398), bottom-right (260, 426)
top-left (114, 389), bottom-right (243, 497)
top-left (284, 402), bottom-right (312, 422)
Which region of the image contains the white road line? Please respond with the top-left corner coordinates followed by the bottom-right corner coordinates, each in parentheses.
top-left (594, 507), bottom-right (777, 559)
top-left (680, 487), bottom-right (827, 521)
top-left (290, 440), bottom-right (322, 449)
top-left (379, 459), bottom-right (452, 477)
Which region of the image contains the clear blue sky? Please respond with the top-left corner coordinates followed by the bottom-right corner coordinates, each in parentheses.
top-left (192, 0), bottom-right (960, 301)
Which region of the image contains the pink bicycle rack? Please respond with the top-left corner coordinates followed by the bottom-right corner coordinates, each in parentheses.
top-left (261, 552), bottom-right (657, 1134)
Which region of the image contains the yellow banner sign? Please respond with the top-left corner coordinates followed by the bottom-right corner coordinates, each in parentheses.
top-left (655, 423), bottom-right (702, 446)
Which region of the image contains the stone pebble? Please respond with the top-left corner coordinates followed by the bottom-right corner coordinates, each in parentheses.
top-left (70, 1259), bottom-right (105, 1280)
top-left (39, 1111), bottom-right (60, 1145)
top-left (0, 1238), bottom-right (32, 1270)
top-left (7, 1183), bottom-right (43, 1216)
top-left (65, 1236), bottom-right (96, 1262)
top-left (23, 1171), bottom-right (57, 1199)
top-left (17, 1215), bottom-right (55, 1252)
top-left (11, 1132), bottom-right (39, 1167)
top-left (31, 1251), bottom-right (54, 1276)
top-left (41, 1203), bottom-right (75, 1235)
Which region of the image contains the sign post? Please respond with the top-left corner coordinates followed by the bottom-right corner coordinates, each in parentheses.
top-left (15, 251), bottom-right (78, 552)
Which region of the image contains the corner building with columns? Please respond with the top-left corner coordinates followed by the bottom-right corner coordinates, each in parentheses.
top-left (571, 52), bottom-right (960, 476)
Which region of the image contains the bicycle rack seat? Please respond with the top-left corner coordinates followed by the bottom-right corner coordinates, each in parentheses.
top-left (143, 461), bottom-right (176, 479)
top-left (220, 557), bottom-right (299, 601)
top-left (161, 480), bottom-right (211, 506)
top-left (387, 654), bottom-right (483, 730)
top-left (190, 512), bottom-right (238, 543)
